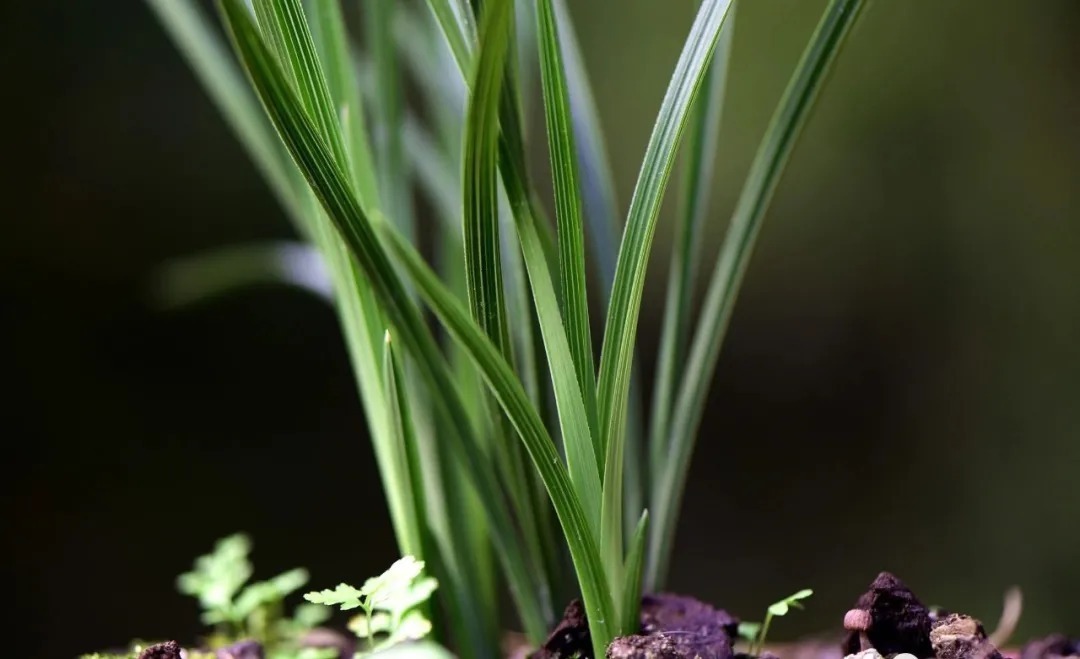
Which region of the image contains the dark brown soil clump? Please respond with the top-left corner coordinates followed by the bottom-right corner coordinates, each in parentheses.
top-left (1020, 635), bottom-right (1080, 659)
top-left (528, 599), bottom-right (592, 659)
top-left (137, 641), bottom-right (182, 659)
top-left (214, 640), bottom-right (264, 659)
top-left (930, 613), bottom-right (1002, 659)
top-left (842, 572), bottom-right (934, 658)
top-left (528, 593), bottom-right (738, 659)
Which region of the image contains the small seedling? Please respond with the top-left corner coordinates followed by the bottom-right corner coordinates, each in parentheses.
top-left (177, 532), bottom-right (324, 651)
top-left (304, 555), bottom-right (438, 656)
top-left (739, 588), bottom-right (814, 657)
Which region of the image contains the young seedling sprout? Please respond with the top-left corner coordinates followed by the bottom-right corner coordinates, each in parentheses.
top-left (740, 589), bottom-right (814, 657)
top-left (303, 556), bottom-right (438, 656)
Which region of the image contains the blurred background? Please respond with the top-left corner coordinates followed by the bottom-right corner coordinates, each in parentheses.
top-left (5, 1), bottom-right (1079, 657)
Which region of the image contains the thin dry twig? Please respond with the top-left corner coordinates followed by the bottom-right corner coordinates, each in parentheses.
top-left (988, 586), bottom-right (1023, 648)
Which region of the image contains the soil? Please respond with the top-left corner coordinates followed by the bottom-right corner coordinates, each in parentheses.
top-left (122, 571), bottom-right (1077, 659)
top-left (527, 593), bottom-right (739, 659)
top-left (522, 571), bottom-right (1077, 659)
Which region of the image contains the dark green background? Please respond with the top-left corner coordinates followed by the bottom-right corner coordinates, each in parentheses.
top-left (5, 1), bottom-right (1078, 658)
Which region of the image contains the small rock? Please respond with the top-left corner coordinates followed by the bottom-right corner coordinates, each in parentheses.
top-left (1020, 635), bottom-right (1080, 659)
top-left (139, 641), bottom-right (183, 659)
top-left (215, 640), bottom-right (264, 659)
top-left (842, 648), bottom-right (883, 659)
top-left (930, 613), bottom-right (1001, 659)
top-left (841, 572), bottom-right (933, 658)
top-left (300, 627), bottom-right (356, 659)
top-left (529, 599), bottom-right (592, 659)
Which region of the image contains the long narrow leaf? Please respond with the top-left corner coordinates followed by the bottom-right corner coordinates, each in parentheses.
top-left (215, 1), bottom-right (548, 648)
top-left (492, 133), bottom-right (604, 550)
top-left (620, 510), bottom-right (649, 636)
top-left (382, 331), bottom-right (428, 559)
top-left (380, 226), bottom-right (616, 657)
top-left (534, 0), bottom-right (599, 454)
top-left (648, 4), bottom-right (737, 488)
top-left (546, 0), bottom-right (648, 537)
top-left (549, 0), bottom-right (618, 298)
top-left (366, 0), bottom-right (414, 235)
top-left (465, 2), bottom-right (555, 624)
top-left (595, 0), bottom-right (735, 612)
top-left (247, 1), bottom-right (495, 650)
top-left (250, 0), bottom-right (349, 170)
top-left (423, 0), bottom-right (477, 76)
top-left (647, 0), bottom-right (868, 588)
top-left (151, 241), bottom-right (332, 308)
top-left (463, 0), bottom-right (514, 372)
top-left (307, 0), bottom-right (380, 212)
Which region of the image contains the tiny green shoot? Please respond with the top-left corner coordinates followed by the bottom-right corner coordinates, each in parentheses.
top-left (176, 532), bottom-right (323, 652)
top-left (303, 555), bottom-right (438, 656)
top-left (740, 588), bottom-right (814, 657)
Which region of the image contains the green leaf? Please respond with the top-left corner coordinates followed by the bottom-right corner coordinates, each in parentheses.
top-left (150, 241), bottom-right (332, 309)
top-left (247, 4), bottom-right (443, 632)
top-left (304, 583), bottom-right (365, 611)
top-left (648, 0), bottom-right (868, 590)
top-left (594, 0), bottom-right (735, 612)
top-left (462, 0), bottom-right (515, 443)
top-left (645, 1), bottom-right (736, 591)
top-left (293, 602), bottom-right (332, 629)
top-left (752, 588), bottom-right (814, 654)
top-left (366, 0), bottom-right (414, 235)
top-left (382, 332), bottom-right (428, 559)
top-left (483, 122), bottom-right (604, 567)
top-left (349, 611), bottom-right (393, 638)
top-left (379, 226), bottom-right (616, 655)
top-left (307, 0), bottom-right (380, 212)
top-left (216, 1), bottom-right (549, 648)
top-left (465, 1), bottom-right (555, 627)
top-left (361, 556), bottom-right (425, 603)
top-left (547, 0), bottom-right (648, 539)
top-left (534, 0), bottom-right (599, 450)
top-left (177, 532), bottom-right (254, 613)
top-left (403, 117), bottom-right (461, 228)
top-left (233, 567), bottom-right (310, 619)
top-left (385, 610), bottom-right (435, 644)
top-left (619, 510), bottom-right (649, 635)
top-left (471, 0), bottom-right (604, 571)
top-left (737, 621), bottom-right (762, 642)
top-left (549, 0), bottom-right (618, 298)
top-left (422, 0), bottom-right (477, 76)
top-left (767, 588), bottom-right (813, 616)
top-left (250, 0), bottom-right (349, 172)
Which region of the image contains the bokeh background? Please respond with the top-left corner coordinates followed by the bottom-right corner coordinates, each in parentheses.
top-left (5, 1), bottom-right (1079, 658)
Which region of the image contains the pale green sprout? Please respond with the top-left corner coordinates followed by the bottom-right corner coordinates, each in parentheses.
top-left (176, 532), bottom-right (328, 653)
top-left (739, 588), bottom-right (814, 656)
top-left (304, 556), bottom-right (438, 656)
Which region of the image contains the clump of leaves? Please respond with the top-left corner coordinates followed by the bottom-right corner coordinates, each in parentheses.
top-left (304, 556), bottom-right (438, 655)
top-left (738, 588), bottom-right (814, 656)
top-left (178, 532), bottom-right (330, 654)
